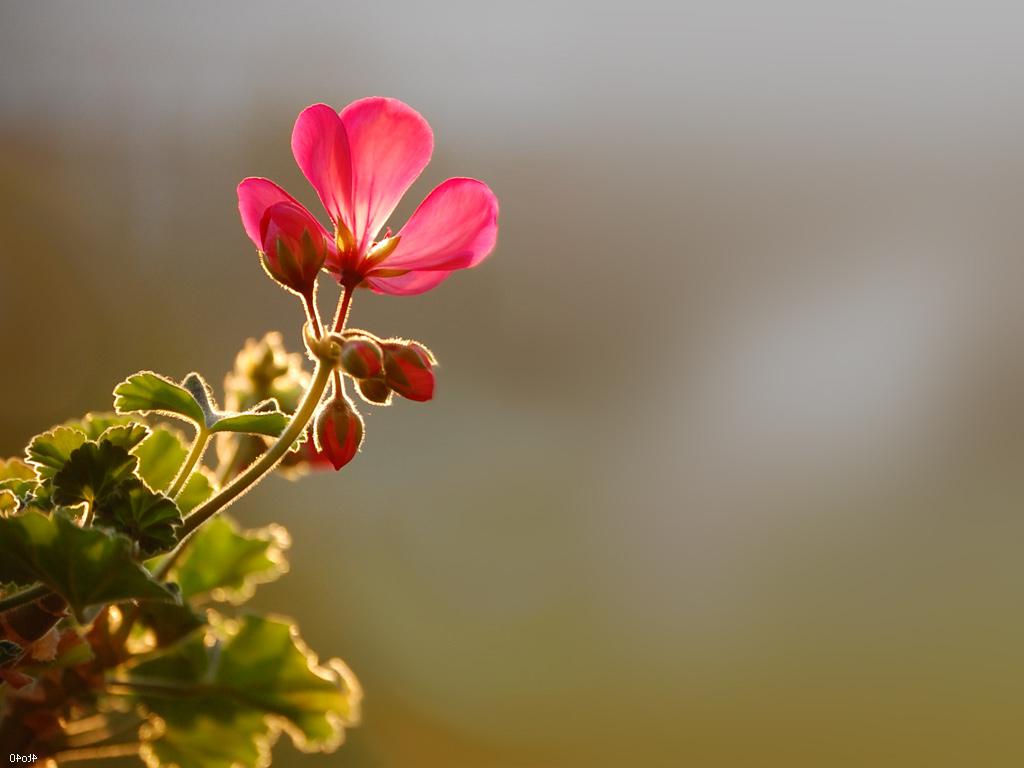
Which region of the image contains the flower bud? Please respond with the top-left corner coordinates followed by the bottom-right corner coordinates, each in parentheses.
top-left (259, 202), bottom-right (327, 298)
top-left (357, 377), bottom-right (392, 405)
top-left (340, 337), bottom-right (384, 379)
top-left (382, 341), bottom-right (436, 402)
top-left (314, 397), bottom-right (364, 471)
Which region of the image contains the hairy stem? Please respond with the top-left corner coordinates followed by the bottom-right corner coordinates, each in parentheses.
top-left (168, 428), bottom-right (209, 499)
top-left (177, 360), bottom-right (332, 539)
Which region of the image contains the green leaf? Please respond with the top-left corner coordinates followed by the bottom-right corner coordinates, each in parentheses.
top-left (51, 441), bottom-right (138, 509)
top-left (95, 480), bottom-right (182, 555)
top-left (134, 427), bottom-right (189, 492)
top-left (136, 601), bottom-right (205, 648)
top-left (26, 426), bottom-right (87, 480)
top-left (114, 371), bottom-right (205, 425)
top-left (115, 370), bottom-right (289, 439)
top-left (99, 423), bottom-right (151, 451)
top-left (64, 412), bottom-right (137, 440)
top-left (132, 616), bottom-right (360, 767)
top-left (173, 515), bottom-right (289, 602)
top-left (209, 400), bottom-right (289, 437)
top-left (0, 510), bottom-right (176, 619)
top-left (0, 458), bottom-right (36, 504)
top-left (0, 490), bottom-right (17, 516)
top-left (176, 469), bottom-right (215, 515)
top-left (142, 696), bottom-right (268, 768)
top-left (0, 458), bottom-right (35, 482)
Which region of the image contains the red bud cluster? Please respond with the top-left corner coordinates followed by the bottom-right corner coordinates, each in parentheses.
top-left (339, 337), bottom-right (383, 380)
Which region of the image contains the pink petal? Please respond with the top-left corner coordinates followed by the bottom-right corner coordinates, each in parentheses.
top-left (383, 178), bottom-right (499, 272)
top-left (365, 269), bottom-right (453, 296)
top-left (340, 97), bottom-right (433, 252)
top-left (237, 177), bottom-right (328, 249)
top-left (291, 104), bottom-right (353, 229)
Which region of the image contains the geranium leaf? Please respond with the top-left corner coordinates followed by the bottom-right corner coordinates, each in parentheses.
top-left (131, 615), bottom-right (359, 767)
top-left (133, 427), bottom-right (189, 492)
top-left (94, 479), bottom-right (182, 555)
top-left (176, 469), bottom-right (215, 515)
top-left (98, 423), bottom-right (151, 451)
top-left (0, 490), bottom-right (17, 516)
top-left (208, 400), bottom-right (289, 437)
top-left (0, 510), bottom-right (176, 620)
top-left (114, 371), bottom-right (205, 426)
top-left (136, 600), bottom-right (205, 648)
top-left (172, 515), bottom-right (289, 602)
top-left (26, 426), bottom-right (87, 480)
top-left (0, 458), bottom-right (35, 482)
top-left (51, 441), bottom-right (138, 509)
top-left (64, 412), bottom-right (137, 440)
top-left (0, 458), bottom-right (37, 504)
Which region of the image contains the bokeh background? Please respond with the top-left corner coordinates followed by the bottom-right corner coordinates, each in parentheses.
top-left (3, 1), bottom-right (1024, 765)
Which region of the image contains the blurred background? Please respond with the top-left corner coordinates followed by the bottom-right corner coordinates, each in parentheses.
top-left (3, 1), bottom-right (1024, 765)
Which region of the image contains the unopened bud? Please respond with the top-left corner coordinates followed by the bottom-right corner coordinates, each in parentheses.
top-left (382, 341), bottom-right (436, 402)
top-left (357, 377), bottom-right (392, 405)
top-left (340, 337), bottom-right (384, 379)
top-left (314, 397), bottom-right (364, 471)
top-left (259, 202), bottom-right (327, 298)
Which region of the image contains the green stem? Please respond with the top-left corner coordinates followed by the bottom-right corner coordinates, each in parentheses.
top-left (178, 361), bottom-right (332, 538)
top-left (178, 284), bottom-right (354, 540)
top-left (0, 583), bottom-right (51, 614)
top-left (168, 428), bottom-right (209, 499)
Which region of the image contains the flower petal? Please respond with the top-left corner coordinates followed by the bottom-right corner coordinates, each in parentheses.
top-left (291, 104), bottom-right (353, 229)
top-left (384, 178), bottom-right (498, 272)
top-left (364, 269), bottom-right (453, 296)
top-left (340, 97), bottom-right (433, 251)
top-left (238, 177), bottom-right (327, 249)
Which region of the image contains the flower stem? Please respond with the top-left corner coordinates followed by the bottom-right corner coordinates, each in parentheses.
top-left (304, 291), bottom-right (323, 338)
top-left (331, 285), bottom-right (355, 398)
top-left (168, 428), bottom-right (209, 499)
top-left (177, 361), bottom-right (333, 539)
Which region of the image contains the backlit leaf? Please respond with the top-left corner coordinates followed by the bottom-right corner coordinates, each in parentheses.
top-left (99, 422), bottom-right (151, 451)
top-left (52, 441), bottom-right (138, 509)
top-left (64, 412), bottom-right (136, 440)
top-left (176, 469), bottom-right (215, 515)
top-left (131, 615), bottom-right (359, 767)
top-left (134, 427), bottom-right (189, 492)
top-left (209, 401), bottom-right (289, 437)
top-left (95, 480), bottom-right (182, 555)
top-left (173, 515), bottom-right (289, 602)
top-left (26, 426), bottom-right (87, 480)
top-left (0, 510), bottom-right (176, 620)
top-left (114, 371), bottom-right (205, 425)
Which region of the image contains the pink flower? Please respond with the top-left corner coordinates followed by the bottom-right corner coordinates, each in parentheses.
top-left (238, 98), bottom-right (499, 296)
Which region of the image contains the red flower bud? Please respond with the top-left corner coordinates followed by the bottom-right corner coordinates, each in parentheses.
top-left (314, 397), bottom-right (364, 470)
top-left (340, 337), bottom-right (384, 379)
top-left (357, 377), bottom-right (392, 405)
top-left (259, 201), bottom-right (327, 298)
top-left (382, 341), bottom-right (436, 402)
